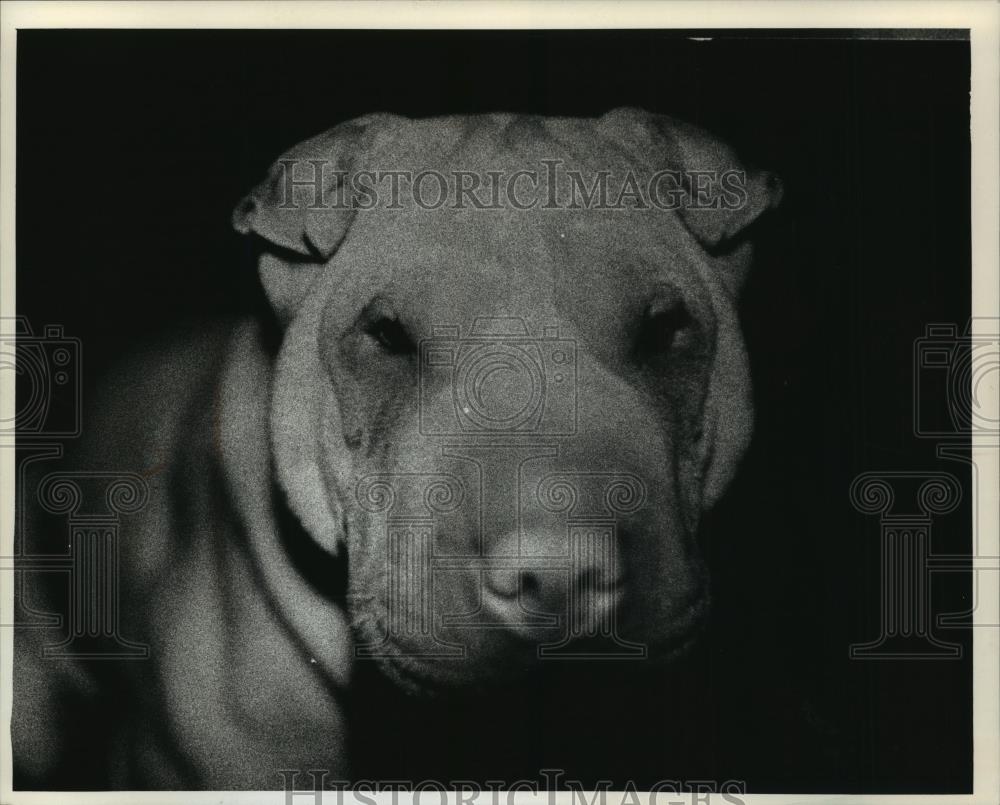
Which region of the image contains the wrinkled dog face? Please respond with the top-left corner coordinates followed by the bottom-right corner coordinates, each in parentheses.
top-left (234, 110), bottom-right (781, 691)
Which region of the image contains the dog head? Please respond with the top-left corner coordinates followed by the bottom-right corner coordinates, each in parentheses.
top-left (233, 109), bottom-right (781, 691)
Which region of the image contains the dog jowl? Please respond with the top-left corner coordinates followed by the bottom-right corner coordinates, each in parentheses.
top-left (232, 109), bottom-right (781, 690)
top-left (13, 107), bottom-right (781, 789)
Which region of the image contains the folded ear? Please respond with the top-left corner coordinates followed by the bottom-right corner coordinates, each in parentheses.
top-left (599, 108), bottom-right (783, 294)
top-left (662, 120), bottom-right (784, 252)
top-left (650, 114), bottom-right (775, 505)
top-left (232, 114), bottom-right (402, 323)
top-left (598, 109), bottom-right (778, 507)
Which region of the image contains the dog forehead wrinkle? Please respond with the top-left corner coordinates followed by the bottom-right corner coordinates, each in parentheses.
top-left (365, 111), bottom-right (649, 179)
top-left (321, 235), bottom-right (397, 333)
top-left (341, 217), bottom-right (706, 353)
top-left (343, 202), bottom-right (560, 298)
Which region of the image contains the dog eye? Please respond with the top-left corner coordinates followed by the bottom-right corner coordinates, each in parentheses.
top-left (635, 300), bottom-right (693, 360)
top-left (365, 316), bottom-right (415, 355)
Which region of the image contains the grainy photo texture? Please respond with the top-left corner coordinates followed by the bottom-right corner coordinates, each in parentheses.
top-left (6, 25), bottom-right (987, 799)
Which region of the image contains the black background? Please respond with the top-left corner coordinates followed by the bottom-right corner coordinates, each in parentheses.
top-left (17, 30), bottom-right (973, 793)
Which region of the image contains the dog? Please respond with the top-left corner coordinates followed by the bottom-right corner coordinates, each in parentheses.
top-left (13, 108), bottom-right (781, 789)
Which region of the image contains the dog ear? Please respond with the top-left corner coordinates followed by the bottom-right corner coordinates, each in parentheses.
top-left (599, 109), bottom-right (777, 506)
top-left (231, 138), bottom-right (353, 259)
top-left (599, 108), bottom-right (783, 294)
top-left (232, 115), bottom-right (406, 558)
top-left (653, 116), bottom-right (775, 505)
top-left (664, 125), bottom-right (784, 254)
top-left (232, 115), bottom-right (400, 323)
top-left (656, 118), bottom-right (776, 501)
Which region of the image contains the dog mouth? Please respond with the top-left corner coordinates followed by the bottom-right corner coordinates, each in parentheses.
top-left (352, 594), bottom-right (710, 696)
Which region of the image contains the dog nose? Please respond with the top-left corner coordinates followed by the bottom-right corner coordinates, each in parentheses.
top-left (481, 530), bottom-right (624, 639)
